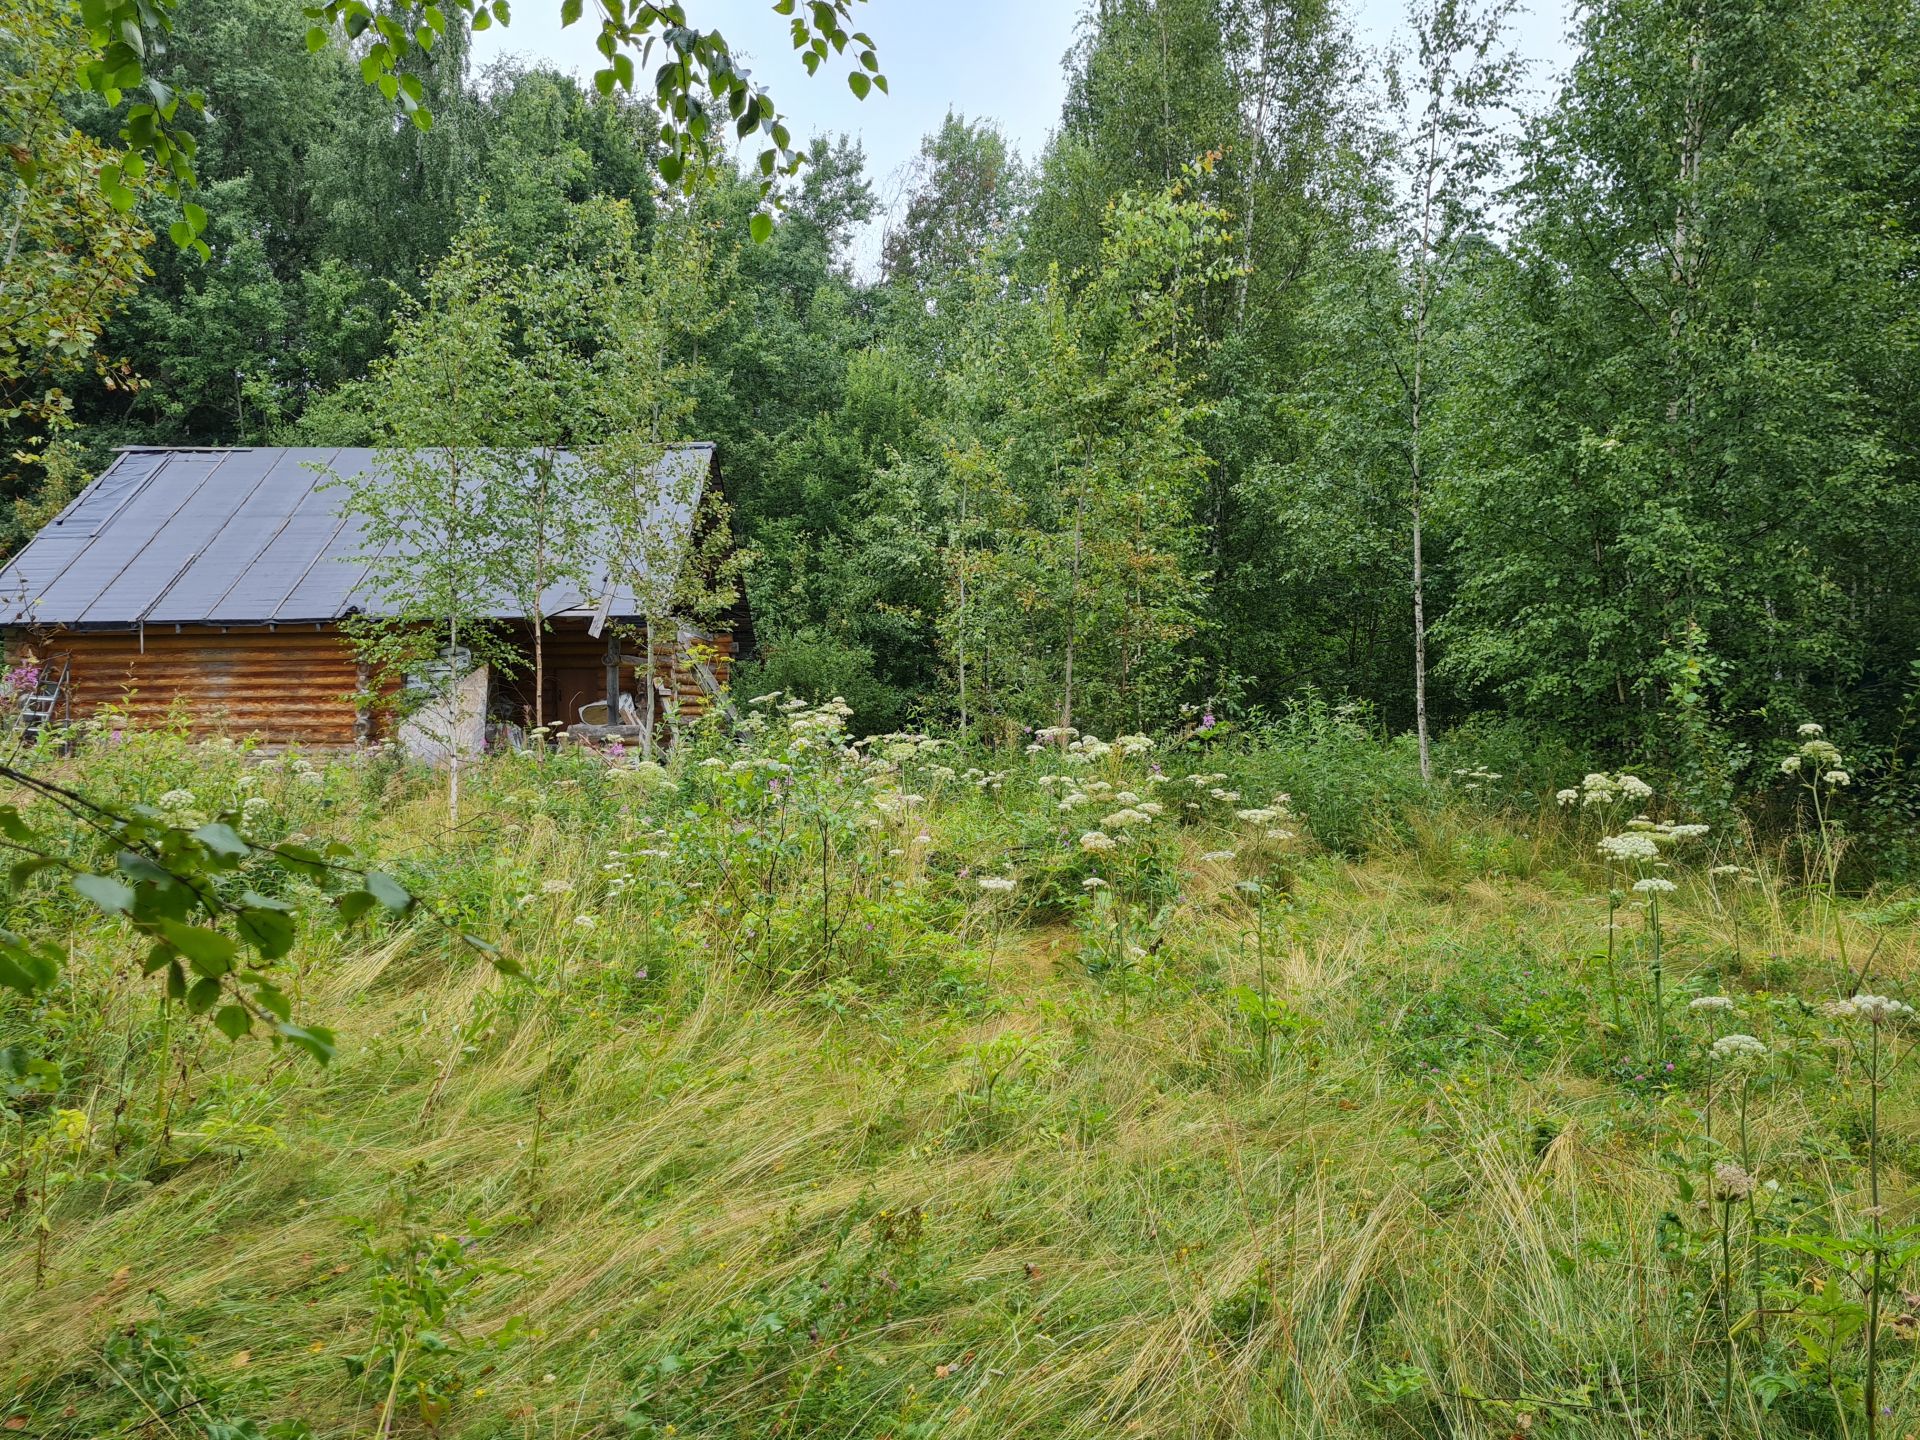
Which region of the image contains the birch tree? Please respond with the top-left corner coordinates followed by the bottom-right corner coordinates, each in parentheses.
top-left (334, 225), bottom-right (521, 818)
top-left (1389, 0), bottom-right (1515, 780)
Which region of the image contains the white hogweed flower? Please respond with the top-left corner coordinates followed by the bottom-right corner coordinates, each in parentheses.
top-left (1079, 831), bottom-right (1116, 852)
top-left (1710, 1033), bottom-right (1766, 1061)
top-left (1689, 995), bottom-right (1735, 1013)
top-left (976, 876), bottom-right (1017, 893)
top-left (1824, 770), bottom-right (1851, 786)
top-left (1632, 877), bottom-right (1677, 894)
top-left (1797, 722), bottom-right (1824, 738)
top-left (1555, 788), bottom-right (1579, 806)
top-left (1826, 994), bottom-right (1915, 1023)
top-left (1598, 833), bottom-right (1660, 863)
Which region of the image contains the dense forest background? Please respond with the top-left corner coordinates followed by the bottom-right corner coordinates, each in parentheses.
top-left (6, 0), bottom-right (1919, 825)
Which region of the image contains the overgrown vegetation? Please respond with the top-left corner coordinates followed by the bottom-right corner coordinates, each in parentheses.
top-left (8, 0), bottom-right (1918, 808)
top-left (4, 702), bottom-right (1918, 1436)
top-left (7, 0), bottom-right (1920, 1431)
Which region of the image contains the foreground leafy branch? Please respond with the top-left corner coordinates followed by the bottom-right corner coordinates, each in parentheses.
top-left (0, 762), bottom-right (511, 1067)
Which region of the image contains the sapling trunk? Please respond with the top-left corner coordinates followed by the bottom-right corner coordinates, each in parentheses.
top-left (1865, 1020), bottom-right (1882, 1440)
top-left (1648, 891), bottom-right (1666, 1064)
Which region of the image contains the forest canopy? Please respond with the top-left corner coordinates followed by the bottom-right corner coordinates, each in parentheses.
top-left (4, 0), bottom-right (1918, 827)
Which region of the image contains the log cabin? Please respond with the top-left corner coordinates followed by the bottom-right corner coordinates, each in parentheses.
top-left (0, 445), bottom-right (738, 750)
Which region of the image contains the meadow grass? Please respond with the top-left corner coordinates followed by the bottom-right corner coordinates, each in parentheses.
top-left (1, 710), bottom-right (1915, 1438)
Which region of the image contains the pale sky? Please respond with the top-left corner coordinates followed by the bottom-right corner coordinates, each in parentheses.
top-left (472, 0), bottom-right (1574, 274)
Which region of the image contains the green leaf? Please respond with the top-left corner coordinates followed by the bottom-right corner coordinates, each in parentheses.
top-left (560, 0), bottom-right (582, 22)
top-left (750, 212), bottom-right (774, 244)
top-left (0, 934), bottom-right (60, 996)
top-left (73, 873), bottom-right (135, 914)
top-left (214, 1005), bottom-right (253, 1041)
top-left (100, 163), bottom-right (137, 212)
top-left (186, 976), bottom-right (222, 1014)
top-left (252, 983), bottom-right (292, 1022)
top-left (276, 1022), bottom-right (337, 1064)
top-left (157, 919), bottom-right (238, 977)
top-left (0, 806), bottom-right (34, 843)
top-left (0, 1046), bottom-right (61, 1097)
top-left (192, 821), bottom-right (248, 858)
top-left (237, 904), bottom-right (297, 960)
top-left (363, 871), bottom-right (413, 914)
top-left (335, 889), bottom-right (377, 924)
top-left (305, 24), bottom-right (328, 51)
top-left (9, 857), bottom-right (61, 888)
top-left (182, 202), bottom-right (208, 235)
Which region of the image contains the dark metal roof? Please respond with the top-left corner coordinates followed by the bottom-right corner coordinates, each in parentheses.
top-left (0, 445), bottom-right (715, 629)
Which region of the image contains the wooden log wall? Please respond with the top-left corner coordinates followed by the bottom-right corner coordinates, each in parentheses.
top-left (37, 626), bottom-right (362, 746)
top-left (23, 621), bottom-right (734, 748)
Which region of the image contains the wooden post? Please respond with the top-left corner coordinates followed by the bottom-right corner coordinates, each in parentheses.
top-left (604, 628), bottom-right (621, 722)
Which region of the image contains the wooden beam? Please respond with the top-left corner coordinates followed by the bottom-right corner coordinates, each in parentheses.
top-left (603, 628), bottom-right (621, 719)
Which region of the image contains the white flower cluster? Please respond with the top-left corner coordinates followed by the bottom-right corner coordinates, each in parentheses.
top-left (284, 754), bottom-right (324, 785)
top-left (787, 696), bottom-right (855, 748)
top-left (1689, 995), bottom-right (1736, 1013)
top-left (1451, 766), bottom-right (1503, 791)
top-left (1598, 832), bottom-right (1660, 863)
top-left (1825, 994), bottom-right (1915, 1024)
top-left (1710, 1033), bottom-right (1767, 1062)
top-left (1632, 876), bottom-right (1677, 894)
top-left (1561, 771), bottom-right (1654, 807)
top-left (1170, 772), bottom-right (1241, 815)
top-left (1780, 726), bottom-right (1845, 780)
top-left (613, 758), bottom-right (678, 794)
top-left (976, 876), bottom-right (1017, 893)
top-left (723, 755), bottom-right (795, 779)
top-left (156, 788), bottom-right (205, 828)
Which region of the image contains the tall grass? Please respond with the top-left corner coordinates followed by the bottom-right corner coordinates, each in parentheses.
top-left (1, 709), bottom-right (1915, 1438)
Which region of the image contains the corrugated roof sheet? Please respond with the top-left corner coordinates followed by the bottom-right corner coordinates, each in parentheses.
top-left (0, 445), bottom-right (715, 628)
